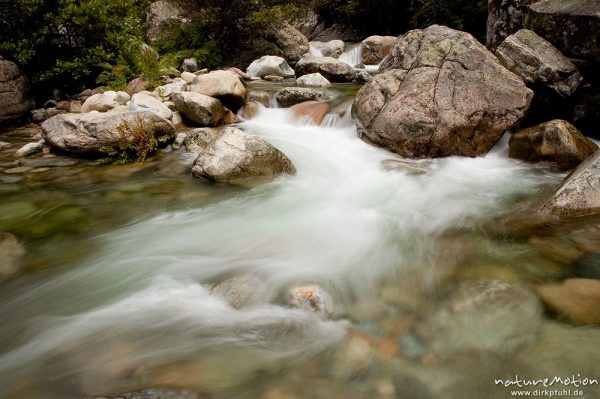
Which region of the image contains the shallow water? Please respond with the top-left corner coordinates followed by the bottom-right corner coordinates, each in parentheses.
top-left (1, 87), bottom-right (599, 399)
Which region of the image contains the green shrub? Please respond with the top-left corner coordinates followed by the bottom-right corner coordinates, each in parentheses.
top-left (0, 0), bottom-right (150, 97)
top-left (99, 115), bottom-right (172, 164)
top-left (97, 40), bottom-right (162, 91)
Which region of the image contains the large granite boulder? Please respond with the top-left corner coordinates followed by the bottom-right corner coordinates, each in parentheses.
top-left (362, 36), bottom-right (397, 65)
top-left (486, 0), bottom-right (536, 50)
top-left (246, 56), bottom-right (295, 79)
top-left (509, 120), bottom-right (598, 169)
top-left (309, 40), bottom-right (345, 58)
top-left (275, 87), bottom-right (332, 107)
top-left (539, 150), bottom-right (600, 218)
top-left (496, 29), bottom-right (583, 97)
top-left (190, 70), bottom-right (246, 112)
top-left (0, 60), bottom-right (33, 123)
top-left (353, 25), bottom-right (532, 158)
top-left (525, 0), bottom-right (600, 64)
top-left (192, 127), bottom-right (296, 184)
top-left (41, 111), bottom-right (175, 157)
top-left (295, 56), bottom-right (356, 82)
top-left (171, 92), bottom-right (224, 127)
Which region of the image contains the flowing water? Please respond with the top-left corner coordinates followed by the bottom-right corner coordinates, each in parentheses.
top-left (1, 83), bottom-right (600, 399)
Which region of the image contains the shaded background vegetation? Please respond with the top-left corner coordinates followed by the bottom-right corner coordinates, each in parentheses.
top-left (0, 0), bottom-right (487, 99)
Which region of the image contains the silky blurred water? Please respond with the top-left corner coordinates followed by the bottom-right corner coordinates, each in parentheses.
top-left (0, 102), bottom-right (599, 399)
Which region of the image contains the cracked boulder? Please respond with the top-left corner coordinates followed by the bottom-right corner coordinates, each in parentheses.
top-left (192, 127), bottom-right (296, 184)
top-left (353, 25), bottom-right (533, 158)
top-left (538, 149), bottom-right (600, 219)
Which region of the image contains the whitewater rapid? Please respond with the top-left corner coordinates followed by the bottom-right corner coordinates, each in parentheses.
top-left (0, 106), bottom-right (557, 397)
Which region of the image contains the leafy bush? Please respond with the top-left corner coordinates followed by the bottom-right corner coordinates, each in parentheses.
top-left (0, 0), bottom-right (150, 97)
top-left (97, 41), bottom-right (161, 91)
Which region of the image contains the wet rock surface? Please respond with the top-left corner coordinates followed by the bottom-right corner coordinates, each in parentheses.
top-left (509, 119), bottom-right (598, 169)
top-left (539, 150), bottom-right (600, 218)
top-left (191, 127), bottom-right (296, 184)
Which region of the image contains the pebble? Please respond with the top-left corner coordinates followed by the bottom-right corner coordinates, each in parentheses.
top-left (2, 176), bottom-right (23, 184)
top-left (3, 166), bottom-right (32, 174)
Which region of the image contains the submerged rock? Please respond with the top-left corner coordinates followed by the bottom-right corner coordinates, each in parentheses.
top-left (171, 92), bottom-right (224, 127)
top-left (191, 127), bottom-right (296, 184)
top-left (509, 120), bottom-right (598, 169)
top-left (247, 91), bottom-right (271, 108)
top-left (380, 159), bottom-right (429, 175)
top-left (538, 150), bottom-right (600, 218)
top-left (275, 87), bottom-right (332, 107)
top-left (288, 285), bottom-right (331, 314)
top-left (41, 111), bottom-right (175, 158)
top-left (422, 279), bottom-right (542, 353)
top-left (537, 278), bottom-right (600, 325)
top-left (0, 232), bottom-right (26, 282)
top-left (353, 25), bottom-right (532, 158)
top-left (496, 29), bottom-right (582, 97)
top-left (190, 70), bottom-right (246, 112)
top-left (246, 55), bottom-right (295, 79)
top-left (92, 388), bottom-right (200, 399)
top-left (295, 56), bottom-right (356, 82)
top-left (211, 275), bottom-right (268, 309)
top-left (296, 72), bottom-right (331, 88)
top-left (362, 35), bottom-right (397, 65)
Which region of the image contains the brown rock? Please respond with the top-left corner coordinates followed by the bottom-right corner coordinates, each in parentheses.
top-left (362, 36), bottom-right (397, 65)
top-left (537, 278), bottom-right (600, 325)
top-left (127, 77), bottom-right (150, 95)
top-left (509, 120), bottom-right (598, 169)
top-left (290, 101), bottom-right (329, 125)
